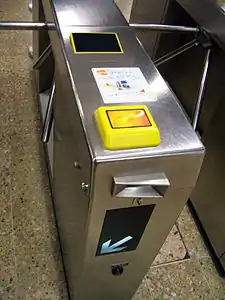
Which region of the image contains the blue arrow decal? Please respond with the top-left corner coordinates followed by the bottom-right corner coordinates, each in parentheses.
top-left (100, 236), bottom-right (133, 254)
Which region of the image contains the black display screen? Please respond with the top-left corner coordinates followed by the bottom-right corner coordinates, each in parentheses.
top-left (96, 205), bottom-right (155, 256)
top-left (71, 32), bottom-right (123, 53)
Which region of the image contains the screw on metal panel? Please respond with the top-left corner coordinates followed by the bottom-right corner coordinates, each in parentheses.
top-left (74, 161), bottom-right (81, 169)
top-left (81, 182), bottom-right (89, 192)
top-left (28, 45), bottom-right (33, 59)
top-left (28, 1), bottom-right (33, 12)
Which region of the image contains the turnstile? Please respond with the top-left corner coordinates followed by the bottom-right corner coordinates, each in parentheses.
top-left (130, 0), bottom-right (225, 275)
top-left (0, 0), bottom-right (204, 299)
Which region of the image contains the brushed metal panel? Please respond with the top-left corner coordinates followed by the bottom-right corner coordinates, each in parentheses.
top-left (54, 59), bottom-right (92, 289)
top-left (38, 1), bottom-right (205, 299)
top-left (59, 25), bottom-right (204, 161)
top-left (191, 98), bottom-right (225, 270)
top-left (77, 155), bottom-right (198, 299)
top-left (41, 0), bottom-right (203, 162)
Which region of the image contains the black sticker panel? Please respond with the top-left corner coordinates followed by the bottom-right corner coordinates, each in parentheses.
top-left (72, 33), bottom-right (123, 53)
top-left (96, 205), bottom-right (155, 256)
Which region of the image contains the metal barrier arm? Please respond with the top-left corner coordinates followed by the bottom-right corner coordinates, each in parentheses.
top-left (192, 29), bottom-right (212, 130)
top-left (42, 82), bottom-right (55, 144)
top-left (0, 20), bottom-right (209, 134)
top-left (192, 48), bottom-right (211, 130)
top-left (0, 21), bottom-right (55, 144)
top-left (0, 21), bottom-right (198, 33)
top-left (33, 44), bottom-right (52, 69)
top-left (129, 23), bottom-right (199, 33)
top-left (154, 39), bottom-right (198, 67)
top-left (151, 27), bottom-right (212, 132)
top-left (0, 21), bottom-right (55, 30)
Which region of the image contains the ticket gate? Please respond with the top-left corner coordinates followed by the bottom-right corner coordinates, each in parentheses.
top-left (130, 0), bottom-right (225, 275)
top-left (0, 1), bottom-right (204, 299)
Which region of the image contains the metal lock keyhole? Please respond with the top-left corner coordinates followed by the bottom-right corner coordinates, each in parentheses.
top-left (132, 198), bottom-right (143, 205)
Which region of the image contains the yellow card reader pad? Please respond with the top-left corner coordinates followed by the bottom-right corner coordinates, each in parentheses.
top-left (95, 105), bottom-right (160, 150)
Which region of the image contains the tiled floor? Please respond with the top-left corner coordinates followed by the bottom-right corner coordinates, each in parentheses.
top-left (0, 0), bottom-right (225, 299)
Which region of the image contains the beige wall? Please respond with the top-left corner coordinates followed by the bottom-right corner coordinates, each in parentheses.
top-left (115, 0), bottom-right (168, 58)
top-left (115, 0), bottom-right (134, 21)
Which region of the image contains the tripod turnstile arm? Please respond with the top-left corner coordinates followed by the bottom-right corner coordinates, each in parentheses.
top-left (0, 21), bottom-right (55, 30)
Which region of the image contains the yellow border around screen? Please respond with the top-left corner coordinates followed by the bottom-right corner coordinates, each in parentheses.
top-left (69, 32), bottom-right (124, 54)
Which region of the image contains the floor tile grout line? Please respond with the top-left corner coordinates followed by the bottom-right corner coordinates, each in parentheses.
top-left (151, 257), bottom-right (191, 269)
top-left (175, 220), bottom-right (191, 257)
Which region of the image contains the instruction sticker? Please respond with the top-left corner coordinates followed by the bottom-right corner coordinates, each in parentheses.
top-left (92, 68), bottom-right (157, 104)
